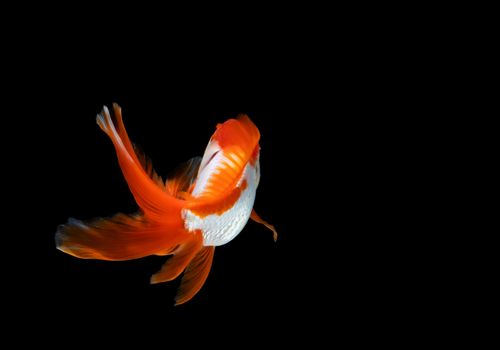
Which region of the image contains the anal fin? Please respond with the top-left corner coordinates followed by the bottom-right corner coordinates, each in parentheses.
top-left (150, 231), bottom-right (203, 284)
top-left (175, 246), bottom-right (215, 305)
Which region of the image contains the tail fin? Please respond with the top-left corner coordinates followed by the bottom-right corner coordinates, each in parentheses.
top-left (56, 213), bottom-right (191, 261)
top-left (56, 104), bottom-right (191, 260)
top-left (96, 104), bottom-right (184, 224)
top-left (57, 104), bottom-right (215, 304)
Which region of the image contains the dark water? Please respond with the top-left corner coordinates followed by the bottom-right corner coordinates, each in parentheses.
top-left (7, 62), bottom-right (413, 344)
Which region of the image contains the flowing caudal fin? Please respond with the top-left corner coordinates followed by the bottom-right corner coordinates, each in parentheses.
top-left (96, 104), bottom-right (184, 224)
top-left (56, 213), bottom-right (191, 261)
top-left (133, 143), bottom-right (165, 189)
top-left (175, 246), bottom-right (215, 305)
top-left (150, 231), bottom-right (203, 283)
top-left (251, 209), bottom-right (278, 242)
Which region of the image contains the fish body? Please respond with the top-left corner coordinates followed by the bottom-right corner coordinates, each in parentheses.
top-left (184, 160), bottom-right (259, 246)
top-left (56, 104), bottom-right (276, 304)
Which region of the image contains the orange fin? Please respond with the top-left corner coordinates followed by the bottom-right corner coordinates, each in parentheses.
top-left (251, 209), bottom-right (278, 242)
top-left (165, 157), bottom-right (201, 198)
top-left (150, 231), bottom-right (203, 284)
top-left (133, 143), bottom-right (165, 189)
top-left (56, 213), bottom-right (191, 261)
top-left (175, 246), bottom-right (215, 305)
top-left (96, 104), bottom-right (183, 223)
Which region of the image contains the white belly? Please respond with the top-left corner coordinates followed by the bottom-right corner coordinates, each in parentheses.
top-left (182, 164), bottom-right (258, 246)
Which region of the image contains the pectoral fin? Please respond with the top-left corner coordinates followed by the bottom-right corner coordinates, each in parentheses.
top-left (251, 209), bottom-right (278, 242)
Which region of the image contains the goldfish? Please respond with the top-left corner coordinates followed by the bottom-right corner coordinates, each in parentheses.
top-left (56, 104), bottom-right (277, 305)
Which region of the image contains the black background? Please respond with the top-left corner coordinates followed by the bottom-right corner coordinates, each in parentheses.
top-left (10, 68), bottom-right (334, 336)
top-left (4, 32), bottom-right (410, 343)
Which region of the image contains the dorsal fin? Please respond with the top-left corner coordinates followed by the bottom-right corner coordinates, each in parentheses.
top-left (165, 157), bottom-right (201, 199)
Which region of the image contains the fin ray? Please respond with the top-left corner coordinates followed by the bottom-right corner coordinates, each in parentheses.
top-left (165, 157), bottom-right (201, 198)
top-left (56, 213), bottom-right (190, 261)
top-left (150, 231), bottom-right (203, 284)
top-left (251, 209), bottom-right (278, 242)
top-left (96, 104), bottom-right (183, 224)
top-left (175, 246), bottom-right (215, 305)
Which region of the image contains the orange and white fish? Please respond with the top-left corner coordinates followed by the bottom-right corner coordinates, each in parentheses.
top-left (56, 104), bottom-right (277, 305)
